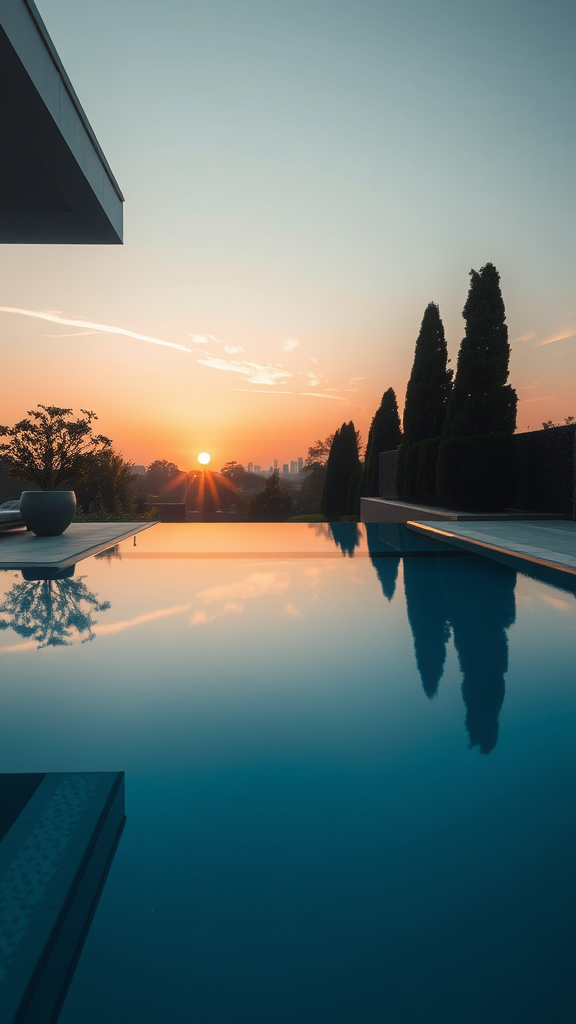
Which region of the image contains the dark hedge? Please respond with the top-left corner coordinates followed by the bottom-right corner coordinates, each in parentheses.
top-left (436, 432), bottom-right (515, 512)
top-left (511, 424), bottom-right (575, 519)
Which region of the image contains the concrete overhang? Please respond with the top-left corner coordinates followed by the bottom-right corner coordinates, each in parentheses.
top-left (0, 0), bottom-right (123, 243)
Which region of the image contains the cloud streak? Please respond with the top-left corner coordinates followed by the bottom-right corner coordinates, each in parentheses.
top-left (536, 330), bottom-right (576, 347)
top-left (0, 306), bottom-right (193, 354)
top-left (196, 353), bottom-right (292, 386)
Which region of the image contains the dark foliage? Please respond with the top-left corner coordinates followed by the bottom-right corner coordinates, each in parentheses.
top-left (397, 303), bottom-right (452, 501)
top-left (360, 390), bottom-right (402, 499)
top-left (511, 423), bottom-right (576, 519)
top-left (436, 432), bottom-right (515, 512)
top-left (0, 405), bottom-right (111, 490)
top-left (321, 422), bottom-right (360, 520)
top-left (146, 460), bottom-right (184, 500)
top-left (437, 264), bottom-right (517, 510)
top-left (73, 449), bottom-right (140, 519)
top-left (248, 473), bottom-right (293, 521)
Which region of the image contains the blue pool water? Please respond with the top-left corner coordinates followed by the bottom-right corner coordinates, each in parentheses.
top-left (1, 523), bottom-right (575, 1023)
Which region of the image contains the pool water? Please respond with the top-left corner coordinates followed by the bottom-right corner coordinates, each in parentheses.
top-left (1, 524), bottom-right (574, 1023)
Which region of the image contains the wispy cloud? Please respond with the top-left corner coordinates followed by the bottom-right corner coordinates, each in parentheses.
top-left (518, 382), bottom-right (539, 390)
top-left (514, 332), bottom-right (535, 343)
top-left (298, 392), bottom-right (345, 401)
top-left (0, 306), bottom-right (193, 353)
top-left (536, 330), bottom-right (576, 347)
top-left (196, 354), bottom-right (292, 386)
top-left (187, 333), bottom-right (244, 354)
top-left (282, 338), bottom-right (299, 352)
top-left (518, 395), bottom-right (555, 403)
top-left (45, 330), bottom-right (101, 337)
top-left (560, 311), bottom-right (576, 318)
top-left (233, 389), bottom-right (295, 395)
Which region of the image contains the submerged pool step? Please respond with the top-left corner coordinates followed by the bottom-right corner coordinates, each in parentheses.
top-left (0, 772), bottom-right (125, 1024)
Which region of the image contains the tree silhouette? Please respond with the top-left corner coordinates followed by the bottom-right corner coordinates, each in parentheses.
top-left (396, 304), bottom-right (452, 502)
top-left (0, 571), bottom-right (111, 648)
top-left (248, 473), bottom-right (293, 521)
top-left (437, 264), bottom-right (517, 510)
top-left (321, 422), bottom-right (360, 520)
top-left (361, 389), bottom-right (402, 499)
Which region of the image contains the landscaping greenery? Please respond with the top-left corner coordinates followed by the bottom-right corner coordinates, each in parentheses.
top-left (0, 405), bottom-right (112, 490)
top-left (396, 304), bottom-right (452, 503)
top-left (361, 388), bottom-right (402, 499)
top-left (437, 263), bottom-right (517, 510)
top-left (321, 422), bottom-right (361, 520)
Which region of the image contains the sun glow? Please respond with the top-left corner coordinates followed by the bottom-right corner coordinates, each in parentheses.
top-left (198, 452), bottom-right (211, 465)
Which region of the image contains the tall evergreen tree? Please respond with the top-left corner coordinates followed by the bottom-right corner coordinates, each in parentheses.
top-left (437, 263), bottom-right (517, 510)
top-left (360, 388), bottom-right (402, 498)
top-left (396, 303), bottom-right (452, 502)
top-left (444, 263), bottom-right (516, 439)
top-left (321, 421), bottom-right (360, 520)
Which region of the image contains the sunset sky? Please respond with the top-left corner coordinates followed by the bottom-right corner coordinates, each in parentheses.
top-left (1, 0), bottom-right (574, 471)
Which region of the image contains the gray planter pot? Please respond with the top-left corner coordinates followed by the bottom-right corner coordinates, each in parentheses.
top-left (20, 490), bottom-right (76, 537)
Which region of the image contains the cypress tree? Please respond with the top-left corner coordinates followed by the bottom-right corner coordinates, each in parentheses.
top-left (321, 421), bottom-right (360, 520)
top-left (360, 388), bottom-right (402, 499)
top-left (437, 263), bottom-right (517, 510)
top-left (396, 303), bottom-right (452, 502)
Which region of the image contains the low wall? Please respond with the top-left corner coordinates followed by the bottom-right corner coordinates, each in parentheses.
top-left (377, 427), bottom-right (576, 519)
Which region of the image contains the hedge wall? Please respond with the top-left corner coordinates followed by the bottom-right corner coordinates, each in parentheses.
top-left (511, 424), bottom-right (575, 519)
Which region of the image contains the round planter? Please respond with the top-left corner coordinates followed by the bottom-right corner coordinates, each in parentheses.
top-left (20, 490), bottom-right (76, 537)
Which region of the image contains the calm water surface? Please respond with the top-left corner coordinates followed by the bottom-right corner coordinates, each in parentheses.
top-left (1, 524), bottom-right (574, 1024)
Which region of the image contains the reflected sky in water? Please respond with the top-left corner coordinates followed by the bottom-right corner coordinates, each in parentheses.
top-left (0, 524), bottom-right (574, 1023)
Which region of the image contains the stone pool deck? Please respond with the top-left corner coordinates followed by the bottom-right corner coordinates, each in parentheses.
top-left (407, 520), bottom-right (576, 576)
top-left (0, 522), bottom-right (156, 570)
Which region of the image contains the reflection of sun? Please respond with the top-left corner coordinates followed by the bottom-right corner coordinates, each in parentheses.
top-left (198, 452), bottom-right (211, 465)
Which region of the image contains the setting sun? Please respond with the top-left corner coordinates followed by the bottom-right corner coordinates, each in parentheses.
top-left (198, 452), bottom-right (211, 466)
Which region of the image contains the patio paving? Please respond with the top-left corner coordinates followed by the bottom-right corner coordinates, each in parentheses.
top-left (407, 519), bottom-right (576, 576)
top-left (0, 522), bottom-right (156, 570)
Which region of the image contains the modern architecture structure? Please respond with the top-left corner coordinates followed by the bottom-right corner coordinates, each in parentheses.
top-left (0, 0), bottom-right (123, 242)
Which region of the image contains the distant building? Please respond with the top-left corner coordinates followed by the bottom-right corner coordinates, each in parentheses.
top-left (290, 461), bottom-right (297, 475)
top-left (255, 465), bottom-right (261, 473)
top-left (274, 459), bottom-right (278, 471)
top-left (297, 457), bottom-right (303, 474)
top-left (282, 464), bottom-right (289, 475)
top-left (248, 462), bottom-right (253, 473)
top-left (132, 465), bottom-right (147, 476)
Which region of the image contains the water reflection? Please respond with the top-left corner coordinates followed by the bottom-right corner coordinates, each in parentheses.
top-left (403, 556), bottom-right (450, 698)
top-left (0, 567), bottom-right (111, 648)
top-left (366, 524), bottom-right (400, 602)
top-left (441, 557), bottom-right (516, 754)
top-left (308, 522), bottom-right (362, 557)
top-left (401, 553), bottom-right (516, 753)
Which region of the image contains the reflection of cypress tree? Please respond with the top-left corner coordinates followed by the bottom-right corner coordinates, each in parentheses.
top-left (403, 556), bottom-right (450, 699)
top-left (440, 557), bottom-right (516, 754)
top-left (366, 523), bottom-right (399, 601)
top-left (328, 522), bottom-right (361, 557)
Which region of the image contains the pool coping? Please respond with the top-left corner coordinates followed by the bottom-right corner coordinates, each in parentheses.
top-left (0, 522), bottom-right (156, 570)
top-left (406, 520), bottom-right (576, 576)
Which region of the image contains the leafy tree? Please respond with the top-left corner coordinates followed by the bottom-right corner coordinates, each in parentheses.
top-left (73, 448), bottom-right (137, 518)
top-left (321, 422), bottom-right (360, 520)
top-left (437, 264), bottom-right (517, 510)
top-left (248, 472), bottom-right (293, 521)
top-left (0, 405), bottom-right (111, 489)
top-left (220, 461), bottom-right (246, 482)
top-left (146, 459), bottom-right (183, 499)
top-left (360, 389), bottom-right (402, 498)
top-left (305, 435), bottom-right (334, 467)
top-left (396, 304), bottom-right (452, 501)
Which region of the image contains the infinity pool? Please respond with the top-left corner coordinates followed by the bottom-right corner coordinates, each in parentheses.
top-left (1, 523), bottom-right (574, 1023)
